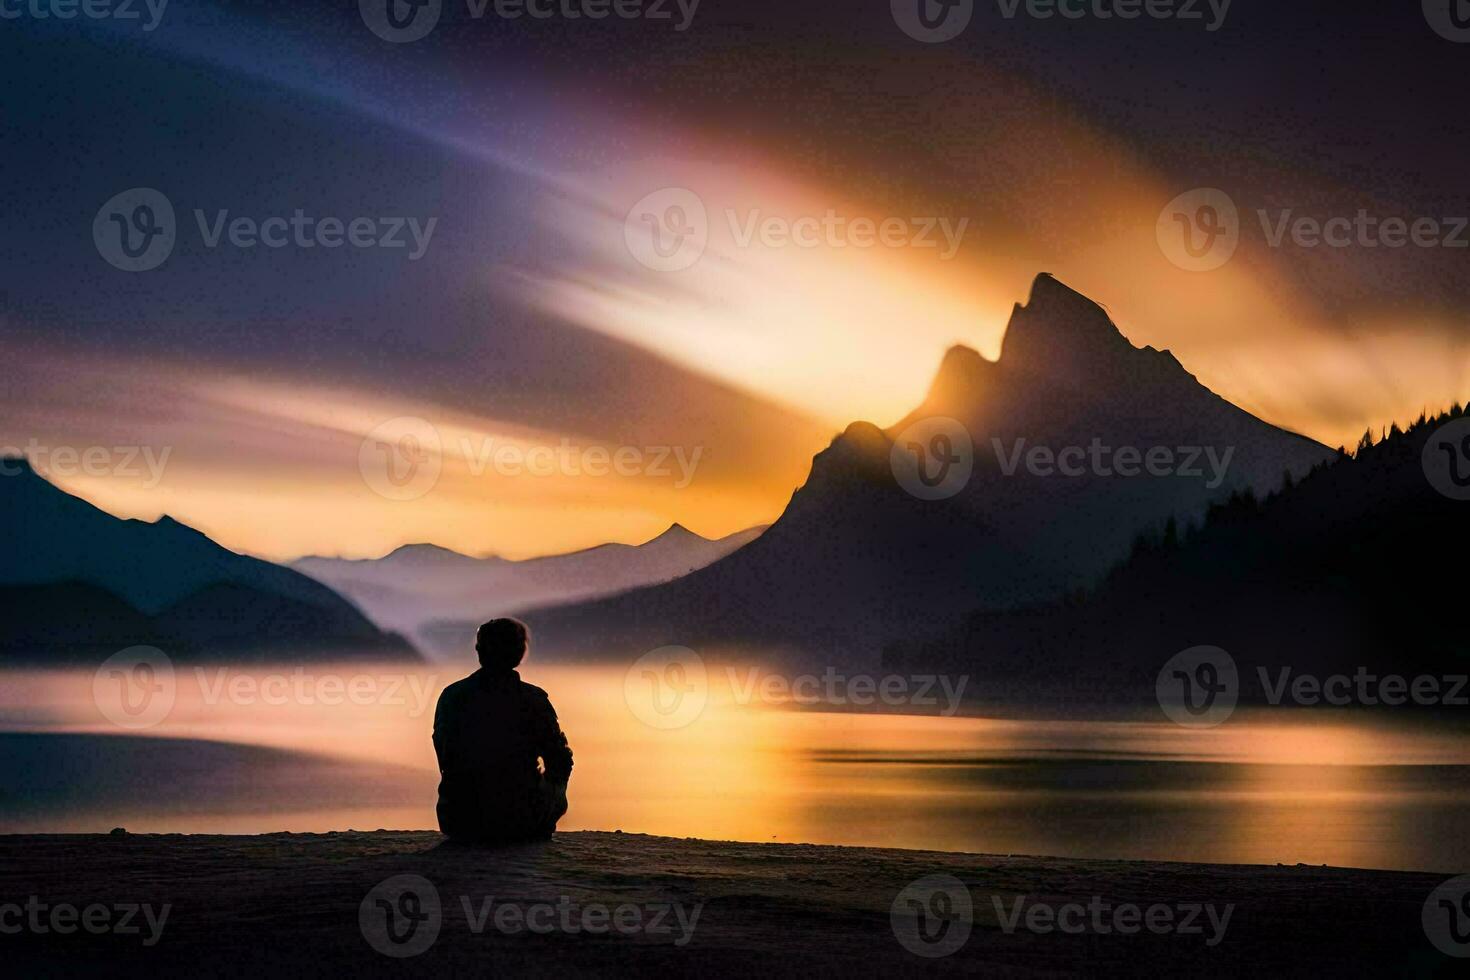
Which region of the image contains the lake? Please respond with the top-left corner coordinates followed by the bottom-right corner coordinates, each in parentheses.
top-left (2, 662), bottom-right (1467, 873)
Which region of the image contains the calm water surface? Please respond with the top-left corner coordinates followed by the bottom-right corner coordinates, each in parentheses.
top-left (2, 663), bottom-right (1467, 873)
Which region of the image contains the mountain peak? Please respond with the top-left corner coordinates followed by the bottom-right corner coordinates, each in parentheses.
top-left (809, 421), bottom-right (892, 480)
top-left (836, 420), bottom-right (889, 453)
top-left (923, 345), bottom-right (994, 413)
top-left (649, 523), bottom-right (706, 545)
top-left (381, 543), bottom-right (488, 565)
top-left (1024, 270), bottom-right (1078, 305)
top-left (999, 273), bottom-right (1132, 373)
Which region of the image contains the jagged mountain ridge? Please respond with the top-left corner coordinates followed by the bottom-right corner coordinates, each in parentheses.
top-left (0, 461), bottom-right (417, 662)
top-left (886, 407), bottom-right (1470, 701)
top-left (520, 274), bottom-right (1333, 665)
top-left (293, 523), bottom-right (767, 653)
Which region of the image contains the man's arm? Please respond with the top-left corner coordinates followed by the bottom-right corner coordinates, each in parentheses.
top-left (537, 697), bottom-right (572, 820)
top-left (431, 688), bottom-right (452, 773)
top-left (536, 695), bottom-right (574, 785)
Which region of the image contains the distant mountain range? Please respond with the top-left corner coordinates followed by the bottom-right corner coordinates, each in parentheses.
top-left (292, 523), bottom-right (766, 656)
top-left (887, 407), bottom-right (1470, 702)
top-left (0, 459), bottom-right (417, 663)
top-left (521, 274), bottom-right (1333, 665)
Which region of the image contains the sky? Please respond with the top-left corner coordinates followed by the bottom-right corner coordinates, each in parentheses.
top-left (2, 0), bottom-right (1467, 560)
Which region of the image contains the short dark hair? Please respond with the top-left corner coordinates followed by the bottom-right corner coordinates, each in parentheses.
top-left (476, 618), bottom-right (529, 671)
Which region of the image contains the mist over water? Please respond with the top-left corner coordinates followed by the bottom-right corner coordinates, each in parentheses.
top-left (2, 661), bottom-right (1468, 873)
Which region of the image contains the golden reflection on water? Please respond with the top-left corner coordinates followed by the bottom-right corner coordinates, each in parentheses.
top-left (1, 664), bottom-right (1467, 872)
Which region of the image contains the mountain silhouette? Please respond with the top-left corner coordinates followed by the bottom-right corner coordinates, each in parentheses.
top-left (0, 459), bottom-right (417, 662)
top-left (889, 407), bottom-right (1470, 702)
top-left (522, 274), bottom-right (1332, 665)
top-left (293, 523), bottom-right (766, 654)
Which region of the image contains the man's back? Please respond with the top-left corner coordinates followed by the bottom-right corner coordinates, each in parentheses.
top-left (433, 666), bottom-right (573, 842)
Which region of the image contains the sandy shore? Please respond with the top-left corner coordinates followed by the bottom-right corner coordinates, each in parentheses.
top-left (0, 830), bottom-right (1460, 976)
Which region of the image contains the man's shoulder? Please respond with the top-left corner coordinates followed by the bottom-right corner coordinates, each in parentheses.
top-left (515, 678), bottom-right (561, 714)
top-left (516, 679), bottom-right (554, 703)
top-left (436, 670), bottom-right (553, 707)
top-left (438, 674), bottom-right (479, 701)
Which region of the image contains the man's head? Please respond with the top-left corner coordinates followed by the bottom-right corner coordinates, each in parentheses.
top-left (476, 617), bottom-right (529, 671)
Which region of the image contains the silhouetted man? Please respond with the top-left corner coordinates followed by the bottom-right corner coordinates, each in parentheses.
top-left (432, 618), bottom-right (573, 843)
